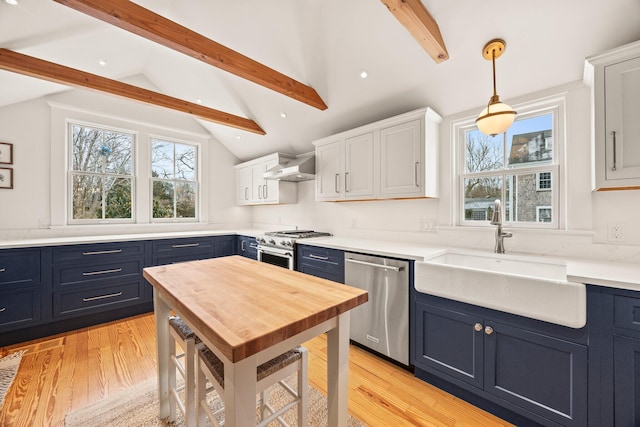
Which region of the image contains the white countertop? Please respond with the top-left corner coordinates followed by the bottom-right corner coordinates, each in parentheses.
top-left (300, 236), bottom-right (640, 292)
top-left (1, 230), bottom-right (639, 291)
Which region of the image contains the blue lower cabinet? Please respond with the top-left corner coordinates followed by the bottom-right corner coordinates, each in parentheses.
top-left (213, 235), bottom-right (236, 257)
top-left (237, 236), bottom-right (258, 260)
top-left (295, 244), bottom-right (344, 283)
top-left (53, 279), bottom-right (145, 317)
top-left (414, 296), bottom-right (588, 426)
top-left (0, 289), bottom-right (40, 331)
top-left (614, 334), bottom-right (640, 426)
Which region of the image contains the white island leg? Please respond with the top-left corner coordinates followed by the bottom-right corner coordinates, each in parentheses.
top-left (224, 354), bottom-right (258, 427)
top-left (154, 289), bottom-right (171, 419)
top-left (326, 312), bottom-right (350, 427)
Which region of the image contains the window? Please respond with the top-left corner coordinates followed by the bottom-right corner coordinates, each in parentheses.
top-left (458, 100), bottom-right (563, 228)
top-left (537, 172), bottom-right (552, 191)
top-left (537, 206), bottom-right (552, 223)
top-left (69, 123), bottom-right (134, 222)
top-left (151, 138), bottom-right (198, 221)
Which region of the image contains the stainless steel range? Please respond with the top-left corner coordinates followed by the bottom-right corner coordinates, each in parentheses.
top-left (256, 230), bottom-right (331, 270)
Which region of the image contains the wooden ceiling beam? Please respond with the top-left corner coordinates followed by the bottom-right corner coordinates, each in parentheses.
top-left (53, 0), bottom-right (328, 110)
top-left (0, 49), bottom-right (265, 134)
top-left (380, 0), bottom-right (449, 63)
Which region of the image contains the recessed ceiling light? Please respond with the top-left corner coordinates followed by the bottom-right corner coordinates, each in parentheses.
top-left (280, 111), bottom-right (287, 118)
top-left (98, 59), bottom-right (107, 66)
top-left (196, 99), bottom-right (202, 104)
top-left (4, 0), bottom-right (18, 5)
top-left (236, 135), bottom-right (241, 140)
top-left (359, 69), bottom-right (368, 79)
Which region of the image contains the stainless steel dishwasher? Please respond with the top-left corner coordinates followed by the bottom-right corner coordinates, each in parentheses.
top-left (345, 252), bottom-right (409, 366)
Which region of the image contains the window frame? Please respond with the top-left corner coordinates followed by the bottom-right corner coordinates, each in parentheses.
top-left (455, 96), bottom-right (566, 230)
top-left (67, 120), bottom-right (137, 225)
top-left (536, 171), bottom-right (552, 191)
top-left (536, 206), bottom-right (553, 223)
top-left (149, 136), bottom-right (200, 223)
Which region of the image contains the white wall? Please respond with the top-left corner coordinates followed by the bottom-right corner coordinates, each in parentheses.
top-left (252, 81), bottom-right (640, 262)
top-left (0, 88), bottom-right (251, 239)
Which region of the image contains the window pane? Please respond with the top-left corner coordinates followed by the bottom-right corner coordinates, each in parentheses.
top-left (464, 176), bottom-right (502, 221)
top-left (506, 114), bottom-right (553, 168)
top-left (506, 173), bottom-right (553, 223)
top-left (152, 179), bottom-right (174, 218)
top-left (151, 140), bottom-right (174, 179)
top-left (104, 177), bottom-right (132, 219)
top-left (175, 144), bottom-right (196, 181)
top-left (103, 131), bottom-right (133, 175)
top-left (72, 126), bottom-right (103, 173)
top-left (176, 182), bottom-right (196, 218)
top-left (465, 129), bottom-right (503, 173)
top-left (72, 174), bottom-right (102, 219)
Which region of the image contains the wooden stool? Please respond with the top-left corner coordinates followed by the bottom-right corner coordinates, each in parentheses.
top-left (196, 345), bottom-right (308, 427)
top-left (168, 315), bottom-right (203, 427)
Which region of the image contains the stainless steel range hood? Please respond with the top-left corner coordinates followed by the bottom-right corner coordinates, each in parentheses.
top-left (263, 154), bottom-right (315, 182)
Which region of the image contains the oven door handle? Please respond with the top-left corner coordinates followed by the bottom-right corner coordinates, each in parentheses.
top-left (257, 246), bottom-right (293, 257)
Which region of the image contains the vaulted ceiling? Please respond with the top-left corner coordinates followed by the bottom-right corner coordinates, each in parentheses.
top-left (1, 0), bottom-right (639, 161)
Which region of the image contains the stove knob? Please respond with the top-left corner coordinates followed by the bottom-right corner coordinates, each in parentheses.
top-left (268, 239), bottom-right (276, 245)
top-left (282, 240), bottom-right (290, 247)
top-left (285, 241), bottom-right (293, 247)
top-left (257, 237), bottom-right (264, 244)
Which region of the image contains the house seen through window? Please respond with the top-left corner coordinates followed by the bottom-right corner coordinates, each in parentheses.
top-left (460, 108), bottom-right (560, 228)
top-left (69, 123), bottom-right (134, 222)
top-left (151, 139), bottom-right (198, 221)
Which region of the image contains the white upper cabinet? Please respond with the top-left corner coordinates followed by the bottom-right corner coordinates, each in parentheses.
top-left (313, 107), bottom-right (441, 202)
top-left (586, 40), bottom-right (640, 190)
top-left (234, 153), bottom-right (297, 205)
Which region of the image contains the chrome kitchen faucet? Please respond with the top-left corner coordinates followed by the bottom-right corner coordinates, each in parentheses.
top-left (490, 199), bottom-right (512, 254)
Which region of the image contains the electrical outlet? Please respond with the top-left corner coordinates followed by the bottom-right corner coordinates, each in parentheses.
top-left (420, 218), bottom-right (437, 232)
top-left (607, 222), bottom-right (625, 242)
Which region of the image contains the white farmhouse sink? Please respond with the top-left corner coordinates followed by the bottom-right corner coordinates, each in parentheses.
top-left (415, 250), bottom-right (586, 328)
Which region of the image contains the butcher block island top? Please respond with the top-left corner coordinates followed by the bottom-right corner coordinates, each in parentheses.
top-left (143, 255), bottom-right (369, 363)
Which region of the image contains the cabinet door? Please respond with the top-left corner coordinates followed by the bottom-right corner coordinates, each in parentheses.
top-left (236, 166), bottom-right (252, 205)
top-left (251, 163), bottom-right (266, 203)
top-left (614, 335), bottom-right (640, 427)
top-left (262, 158), bottom-right (279, 203)
top-left (414, 301), bottom-right (484, 389)
top-left (484, 321), bottom-right (588, 427)
top-left (316, 141), bottom-right (343, 201)
top-left (605, 56), bottom-right (640, 182)
top-left (213, 235), bottom-right (235, 257)
top-left (344, 133), bottom-right (374, 199)
top-left (379, 119), bottom-right (422, 196)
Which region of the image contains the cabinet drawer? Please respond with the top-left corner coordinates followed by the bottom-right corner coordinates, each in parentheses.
top-left (53, 259), bottom-right (143, 288)
top-left (0, 249), bottom-right (41, 289)
top-left (297, 245), bottom-right (343, 266)
top-left (53, 280), bottom-right (144, 317)
top-left (151, 238), bottom-right (214, 255)
top-left (614, 295), bottom-right (640, 333)
top-left (53, 241), bottom-right (144, 264)
top-left (0, 289), bottom-right (39, 329)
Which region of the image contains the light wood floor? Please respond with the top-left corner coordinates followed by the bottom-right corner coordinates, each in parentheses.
top-left (0, 313), bottom-right (513, 426)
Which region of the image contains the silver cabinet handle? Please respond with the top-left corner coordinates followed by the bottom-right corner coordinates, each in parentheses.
top-left (474, 323), bottom-right (483, 332)
top-left (611, 131), bottom-right (617, 171)
top-left (485, 326), bottom-right (494, 335)
top-left (415, 162), bottom-right (420, 187)
top-left (249, 243), bottom-right (258, 249)
top-left (82, 268), bottom-right (122, 276)
top-left (0, 307), bottom-right (6, 312)
top-left (241, 240), bottom-right (246, 251)
top-left (309, 254), bottom-right (329, 261)
top-left (244, 187), bottom-right (248, 200)
top-left (83, 292), bottom-right (122, 302)
top-left (83, 249), bottom-right (122, 256)
top-left (263, 184), bottom-right (267, 199)
top-left (345, 258), bottom-right (403, 271)
top-left (334, 174), bottom-right (340, 194)
top-left (171, 243), bottom-right (200, 248)
top-left (345, 172), bottom-right (349, 192)
top-left (0, 268), bottom-right (5, 273)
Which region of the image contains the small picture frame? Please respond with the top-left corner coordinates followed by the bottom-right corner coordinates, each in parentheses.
top-left (0, 142), bottom-right (13, 165)
top-left (0, 167), bottom-right (13, 189)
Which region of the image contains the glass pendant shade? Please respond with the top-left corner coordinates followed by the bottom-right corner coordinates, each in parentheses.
top-left (476, 100), bottom-right (517, 136)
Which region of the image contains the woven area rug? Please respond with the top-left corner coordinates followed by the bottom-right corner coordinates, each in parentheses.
top-left (0, 350), bottom-right (26, 410)
top-left (65, 373), bottom-right (366, 426)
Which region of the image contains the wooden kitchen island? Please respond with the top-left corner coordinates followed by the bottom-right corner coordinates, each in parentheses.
top-left (143, 255), bottom-right (368, 427)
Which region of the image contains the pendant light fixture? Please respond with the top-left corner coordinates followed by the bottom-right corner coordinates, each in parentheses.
top-left (476, 39), bottom-right (517, 136)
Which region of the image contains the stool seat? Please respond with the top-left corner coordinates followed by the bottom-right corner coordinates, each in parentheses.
top-left (198, 346), bottom-right (303, 389)
top-left (169, 316), bottom-right (202, 343)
